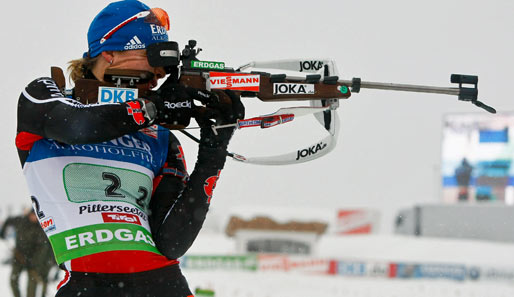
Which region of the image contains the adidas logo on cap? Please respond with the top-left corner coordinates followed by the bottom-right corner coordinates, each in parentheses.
top-left (124, 36), bottom-right (146, 50)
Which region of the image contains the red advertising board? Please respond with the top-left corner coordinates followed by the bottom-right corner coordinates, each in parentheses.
top-left (335, 209), bottom-right (379, 234)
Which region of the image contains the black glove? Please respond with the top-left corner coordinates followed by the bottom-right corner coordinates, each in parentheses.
top-left (146, 77), bottom-right (212, 128)
top-left (195, 90), bottom-right (245, 149)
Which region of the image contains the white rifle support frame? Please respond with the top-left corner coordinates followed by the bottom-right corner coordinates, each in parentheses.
top-left (229, 59), bottom-right (341, 165)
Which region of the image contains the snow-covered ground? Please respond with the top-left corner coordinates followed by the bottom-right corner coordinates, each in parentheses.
top-left (2, 233), bottom-right (513, 297)
top-left (183, 233), bottom-right (514, 297)
top-left (185, 271), bottom-right (514, 297)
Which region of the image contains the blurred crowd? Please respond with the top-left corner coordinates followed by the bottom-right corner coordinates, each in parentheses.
top-left (0, 207), bottom-right (56, 297)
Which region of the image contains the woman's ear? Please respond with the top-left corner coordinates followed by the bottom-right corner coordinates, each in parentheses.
top-left (101, 51), bottom-right (115, 65)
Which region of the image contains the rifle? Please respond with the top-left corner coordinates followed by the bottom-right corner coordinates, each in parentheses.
top-left (146, 40), bottom-right (494, 112)
top-left (52, 40), bottom-right (495, 165)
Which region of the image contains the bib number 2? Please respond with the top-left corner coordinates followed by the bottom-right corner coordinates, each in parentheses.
top-left (102, 172), bottom-right (148, 207)
top-left (63, 163), bottom-right (152, 210)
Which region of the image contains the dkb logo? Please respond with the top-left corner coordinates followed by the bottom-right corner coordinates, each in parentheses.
top-left (98, 87), bottom-right (139, 104)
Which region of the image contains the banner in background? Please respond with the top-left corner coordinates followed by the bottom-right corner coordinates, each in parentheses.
top-left (181, 255), bottom-right (258, 271)
top-left (181, 253), bottom-right (514, 283)
top-left (335, 209), bottom-right (380, 234)
top-left (393, 263), bottom-right (467, 281)
top-left (258, 254), bottom-right (331, 274)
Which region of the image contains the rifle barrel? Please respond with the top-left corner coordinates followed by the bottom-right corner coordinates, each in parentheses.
top-left (339, 79), bottom-right (461, 96)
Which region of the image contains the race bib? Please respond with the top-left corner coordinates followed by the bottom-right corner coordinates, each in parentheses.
top-left (63, 163), bottom-right (152, 210)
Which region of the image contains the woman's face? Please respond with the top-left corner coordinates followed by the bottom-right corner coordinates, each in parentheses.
top-left (109, 49), bottom-right (166, 89)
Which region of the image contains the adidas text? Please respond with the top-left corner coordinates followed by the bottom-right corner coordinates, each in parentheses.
top-left (124, 44), bottom-right (146, 50)
top-left (125, 36), bottom-right (146, 50)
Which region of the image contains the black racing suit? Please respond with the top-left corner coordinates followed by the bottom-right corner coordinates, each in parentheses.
top-left (16, 77), bottom-right (228, 297)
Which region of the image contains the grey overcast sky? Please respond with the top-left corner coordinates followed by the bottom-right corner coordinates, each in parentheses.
top-left (1, 0), bottom-right (512, 231)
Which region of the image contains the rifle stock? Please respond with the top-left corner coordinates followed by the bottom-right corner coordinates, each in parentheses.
top-left (69, 70), bottom-right (351, 105)
top-left (179, 71), bottom-right (351, 102)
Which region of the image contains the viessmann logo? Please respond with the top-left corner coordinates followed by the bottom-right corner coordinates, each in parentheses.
top-left (208, 72), bottom-right (260, 92)
top-left (101, 212), bottom-right (141, 225)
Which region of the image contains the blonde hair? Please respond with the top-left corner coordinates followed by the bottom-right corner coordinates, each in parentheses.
top-left (67, 55), bottom-right (101, 83)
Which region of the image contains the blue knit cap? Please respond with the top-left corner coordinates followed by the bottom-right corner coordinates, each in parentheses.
top-left (84, 0), bottom-right (169, 58)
